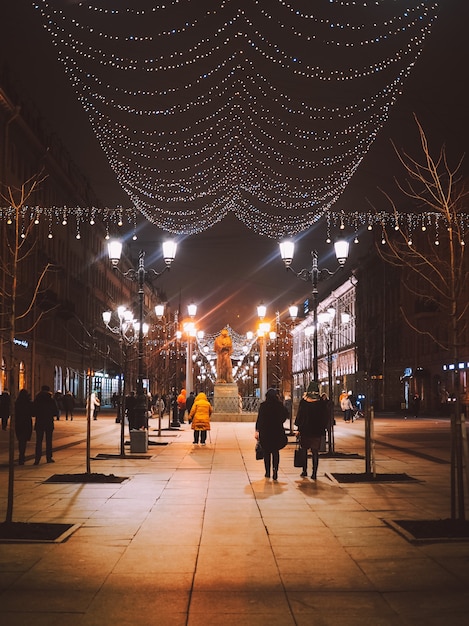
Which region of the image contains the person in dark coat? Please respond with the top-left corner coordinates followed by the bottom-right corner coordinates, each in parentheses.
top-left (62, 391), bottom-right (75, 420)
top-left (255, 388), bottom-right (288, 480)
top-left (54, 390), bottom-right (64, 420)
top-left (125, 391), bottom-right (137, 430)
top-left (185, 391), bottom-right (195, 421)
top-left (295, 381), bottom-right (329, 480)
top-left (15, 389), bottom-right (34, 465)
top-left (33, 385), bottom-right (59, 464)
top-left (0, 390), bottom-right (11, 430)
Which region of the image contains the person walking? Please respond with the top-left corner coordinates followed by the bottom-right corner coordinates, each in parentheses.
top-left (33, 385), bottom-right (59, 464)
top-left (295, 381), bottom-right (329, 480)
top-left (255, 388), bottom-right (289, 480)
top-left (87, 390), bottom-right (101, 420)
top-left (412, 393), bottom-right (421, 418)
top-left (185, 391), bottom-right (195, 421)
top-left (15, 389), bottom-right (33, 465)
top-left (177, 388), bottom-right (187, 424)
top-left (189, 392), bottom-right (212, 445)
top-left (62, 391), bottom-right (75, 420)
top-left (125, 391), bottom-right (137, 430)
top-left (153, 395), bottom-right (165, 421)
top-left (54, 390), bottom-right (64, 420)
top-left (0, 390), bottom-right (10, 430)
top-left (340, 392), bottom-right (354, 422)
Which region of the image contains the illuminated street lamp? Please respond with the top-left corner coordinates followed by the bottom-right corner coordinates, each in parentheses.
top-left (102, 305), bottom-right (142, 455)
top-left (257, 303), bottom-right (270, 400)
top-left (183, 302), bottom-right (197, 395)
top-left (107, 239), bottom-right (176, 430)
top-left (279, 239), bottom-right (349, 382)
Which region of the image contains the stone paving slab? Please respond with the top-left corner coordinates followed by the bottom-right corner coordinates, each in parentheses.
top-left (0, 416), bottom-right (468, 625)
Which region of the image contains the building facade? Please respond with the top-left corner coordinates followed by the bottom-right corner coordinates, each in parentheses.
top-left (0, 76), bottom-right (160, 406)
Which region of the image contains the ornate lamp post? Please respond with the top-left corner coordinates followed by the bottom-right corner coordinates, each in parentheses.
top-left (279, 240), bottom-right (349, 381)
top-left (272, 304), bottom-right (298, 433)
top-left (256, 303), bottom-right (270, 400)
top-left (102, 305), bottom-right (141, 456)
top-left (107, 239), bottom-right (176, 431)
top-left (183, 302), bottom-right (197, 396)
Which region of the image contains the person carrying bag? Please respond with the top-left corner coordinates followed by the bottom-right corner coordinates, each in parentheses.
top-left (294, 381), bottom-right (329, 480)
top-left (255, 388), bottom-right (288, 481)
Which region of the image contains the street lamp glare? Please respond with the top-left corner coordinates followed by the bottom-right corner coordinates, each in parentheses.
top-left (257, 302), bottom-right (266, 320)
top-left (162, 240), bottom-right (177, 266)
top-left (107, 239), bottom-right (123, 266)
top-left (154, 303), bottom-right (165, 318)
top-left (187, 302), bottom-right (197, 318)
top-left (102, 310), bottom-right (112, 325)
top-left (279, 239), bottom-right (295, 267)
top-left (334, 239), bottom-right (349, 265)
top-left (289, 303), bottom-right (298, 320)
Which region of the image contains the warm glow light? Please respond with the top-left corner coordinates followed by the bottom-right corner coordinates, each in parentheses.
top-left (257, 303), bottom-right (267, 320)
top-left (33, 1), bottom-right (439, 237)
top-left (334, 239), bottom-right (349, 266)
top-left (289, 304), bottom-right (298, 320)
top-left (279, 240), bottom-right (295, 267)
top-left (162, 240), bottom-right (177, 266)
top-left (107, 239), bottom-right (123, 266)
top-left (154, 303), bottom-right (165, 318)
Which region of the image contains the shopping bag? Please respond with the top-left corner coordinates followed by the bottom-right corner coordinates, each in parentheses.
top-left (255, 442), bottom-right (264, 460)
top-left (293, 445), bottom-right (307, 468)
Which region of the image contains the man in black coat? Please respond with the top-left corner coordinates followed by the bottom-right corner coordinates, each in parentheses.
top-left (33, 385), bottom-right (59, 464)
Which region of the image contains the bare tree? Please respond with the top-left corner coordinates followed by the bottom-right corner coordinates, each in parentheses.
top-left (0, 175), bottom-right (58, 523)
top-left (378, 116), bottom-right (469, 520)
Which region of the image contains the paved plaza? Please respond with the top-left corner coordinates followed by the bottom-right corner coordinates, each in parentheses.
top-left (0, 413), bottom-right (468, 625)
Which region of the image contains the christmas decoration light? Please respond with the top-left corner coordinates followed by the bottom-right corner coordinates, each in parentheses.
top-left (23, 0), bottom-right (440, 237)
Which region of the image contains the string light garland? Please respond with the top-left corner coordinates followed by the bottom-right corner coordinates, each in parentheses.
top-left (1, 203), bottom-right (467, 246)
top-left (23, 1), bottom-right (442, 236)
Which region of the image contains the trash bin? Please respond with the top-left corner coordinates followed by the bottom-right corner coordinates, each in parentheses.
top-left (130, 429), bottom-right (148, 453)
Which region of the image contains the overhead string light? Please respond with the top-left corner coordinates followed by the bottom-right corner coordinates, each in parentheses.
top-left (34, 0), bottom-right (440, 236)
top-left (1, 203), bottom-right (467, 240)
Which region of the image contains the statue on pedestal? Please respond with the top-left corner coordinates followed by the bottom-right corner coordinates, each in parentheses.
top-left (214, 328), bottom-right (233, 383)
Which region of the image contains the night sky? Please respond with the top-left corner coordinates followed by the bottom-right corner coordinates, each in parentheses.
top-left (1, 1), bottom-right (468, 333)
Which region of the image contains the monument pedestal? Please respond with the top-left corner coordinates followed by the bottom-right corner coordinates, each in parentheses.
top-left (210, 383), bottom-right (256, 422)
top-left (213, 383), bottom-right (240, 414)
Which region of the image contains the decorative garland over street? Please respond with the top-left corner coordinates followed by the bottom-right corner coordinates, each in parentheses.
top-left (0, 204), bottom-right (467, 245)
top-left (25, 0), bottom-right (442, 237)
